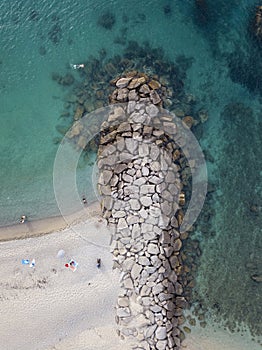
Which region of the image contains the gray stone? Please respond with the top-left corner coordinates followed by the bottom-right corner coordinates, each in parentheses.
top-left (130, 199), bottom-right (141, 211)
top-left (131, 263), bottom-right (142, 279)
top-left (141, 269), bottom-right (150, 280)
top-left (135, 169), bottom-right (142, 179)
top-left (166, 170), bottom-right (176, 183)
top-left (125, 138), bottom-right (138, 153)
top-left (138, 143), bottom-right (149, 157)
top-left (168, 271), bottom-right (178, 284)
top-left (141, 297), bottom-right (153, 306)
top-left (141, 222), bottom-right (153, 234)
top-left (116, 77), bottom-right (132, 88)
top-left (132, 242), bottom-right (144, 253)
top-left (133, 177), bottom-right (147, 186)
top-left (140, 196), bottom-right (153, 207)
top-left (122, 257), bottom-right (135, 271)
top-left (112, 210), bottom-right (126, 218)
top-left (99, 170), bottom-right (113, 185)
top-left (150, 304), bottom-right (162, 313)
top-left (102, 196), bottom-right (113, 210)
top-left (152, 283), bottom-right (164, 295)
top-left (128, 76), bottom-right (146, 89)
top-left (160, 232), bottom-right (171, 245)
top-left (118, 297), bottom-right (130, 307)
top-left (158, 293), bottom-right (173, 302)
top-left (144, 324), bottom-right (157, 338)
top-left (100, 185), bottom-right (112, 196)
top-left (140, 184), bottom-right (155, 195)
top-left (127, 215), bottom-right (140, 225)
top-left (149, 206), bottom-right (161, 218)
top-left (164, 247), bottom-right (174, 258)
top-left (117, 121), bottom-right (131, 133)
top-left (141, 166), bottom-right (150, 176)
top-left (120, 152), bottom-right (134, 162)
top-left (145, 215), bottom-right (158, 225)
top-left (167, 336), bottom-right (175, 348)
top-left (153, 129), bottom-right (165, 137)
top-left (140, 84), bottom-right (151, 95)
top-left (155, 326), bottom-right (167, 340)
top-left (170, 216), bottom-right (179, 228)
top-left (162, 190), bottom-right (173, 202)
top-left (117, 218), bottom-right (128, 230)
top-left (150, 90), bottom-right (161, 105)
top-left (150, 255), bottom-right (162, 267)
top-left (140, 284), bottom-right (151, 297)
top-left (156, 182), bottom-right (167, 193)
top-left (116, 307), bottom-right (131, 317)
top-left (123, 278), bottom-right (133, 289)
top-left (117, 88), bottom-right (129, 101)
top-left (152, 193), bottom-right (160, 203)
top-left (132, 223), bottom-right (141, 239)
top-left (130, 112), bottom-right (146, 123)
top-left (154, 225), bottom-right (162, 235)
top-left (145, 104), bottom-right (159, 117)
top-left (149, 175), bottom-right (163, 184)
top-left (151, 161), bottom-right (161, 172)
top-left (128, 89), bottom-right (139, 101)
top-left (148, 243), bottom-right (159, 255)
top-left (144, 231), bottom-right (157, 240)
top-left (156, 340), bottom-right (167, 350)
top-left (158, 214), bottom-right (170, 228)
top-left (160, 156), bottom-right (169, 171)
top-left (146, 266), bottom-right (157, 274)
top-left (150, 144), bottom-right (160, 160)
top-left (116, 137), bottom-right (125, 152)
top-left (138, 256), bottom-right (150, 266)
top-left (174, 238), bottom-right (182, 251)
top-left (127, 100), bottom-right (136, 114)
top-left (163, 122), bottom-right (176, 134)
top-left (161, 201), bottom-right (172, 216)
top-left (165, 301), bottom-right (176, 313)
top-left (115, 163), bottom-right (128, 174)
top-left (124, 185), bottom-right (139, 196)
top-left (175, 282), bottom-right (183, 295)
top-left (138, 208), bottom-right (148, 219)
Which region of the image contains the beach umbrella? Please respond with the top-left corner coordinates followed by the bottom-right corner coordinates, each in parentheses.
top-left (57, 249), bottom-right (65, 258)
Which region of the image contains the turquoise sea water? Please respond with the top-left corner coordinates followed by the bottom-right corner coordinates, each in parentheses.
top-left (0, 0), bottom-right (261, 347)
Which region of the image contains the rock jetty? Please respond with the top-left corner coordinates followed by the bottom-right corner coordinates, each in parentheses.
top-left (97, 72), bottom-right (189, 349)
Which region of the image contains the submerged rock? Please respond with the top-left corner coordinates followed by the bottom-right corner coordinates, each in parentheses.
top-left (251, 274), bottom-right (262, 283)
top-left (97, 11), bottom-right (116, 30)
top-left (254, 6), bottom-right (262, 41)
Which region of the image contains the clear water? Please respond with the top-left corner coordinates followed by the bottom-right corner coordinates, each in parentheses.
top-left (0, 0), bottom-right (261, 346)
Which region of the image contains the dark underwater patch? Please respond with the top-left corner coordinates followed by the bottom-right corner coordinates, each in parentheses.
top-left (227, 49), bottom-right (262, 95)
top-left (48, 23), bottom-right (62, 44)
top-left (97, 11), bottom-right (116, 30)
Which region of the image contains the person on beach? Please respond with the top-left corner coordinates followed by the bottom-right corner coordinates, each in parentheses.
top-left (96, 258), bottom-right (101, 268)
top-left (70, 63), bottom-right (85, 70)
top-left (82, 196), bottom-right (87, 205)
top-left (20, 215), bottom-right (27, 223)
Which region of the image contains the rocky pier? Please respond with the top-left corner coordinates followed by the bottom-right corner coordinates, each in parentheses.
top-left (97, 72), bottom-right (189, 349)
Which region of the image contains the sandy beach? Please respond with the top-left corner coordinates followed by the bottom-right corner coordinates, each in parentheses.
top-left (0, 203), bottom-right (260, 350)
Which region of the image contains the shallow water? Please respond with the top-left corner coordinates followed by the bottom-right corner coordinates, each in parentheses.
top-left (0, 0), bottom-right (261, 347)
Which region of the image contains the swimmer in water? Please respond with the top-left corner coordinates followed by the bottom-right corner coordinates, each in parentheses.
top-left (20, 215), bottom-right (27, 223)
top-left (70, 63), bottom-right (85, 69)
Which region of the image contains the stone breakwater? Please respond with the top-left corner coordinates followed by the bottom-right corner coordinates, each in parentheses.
top-left (97, 72), bottom-right (190, 349)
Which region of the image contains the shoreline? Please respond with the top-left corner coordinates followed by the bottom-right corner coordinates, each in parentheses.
top-left (0, 213), bottom-right (260, 350)
top-left (0, 201), bottom-right (101, 242)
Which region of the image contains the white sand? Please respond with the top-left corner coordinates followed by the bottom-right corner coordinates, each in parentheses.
top-left (0, 204), bottom-right (260, 350)
top-left (0, 206), bottom-right (131, 350)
